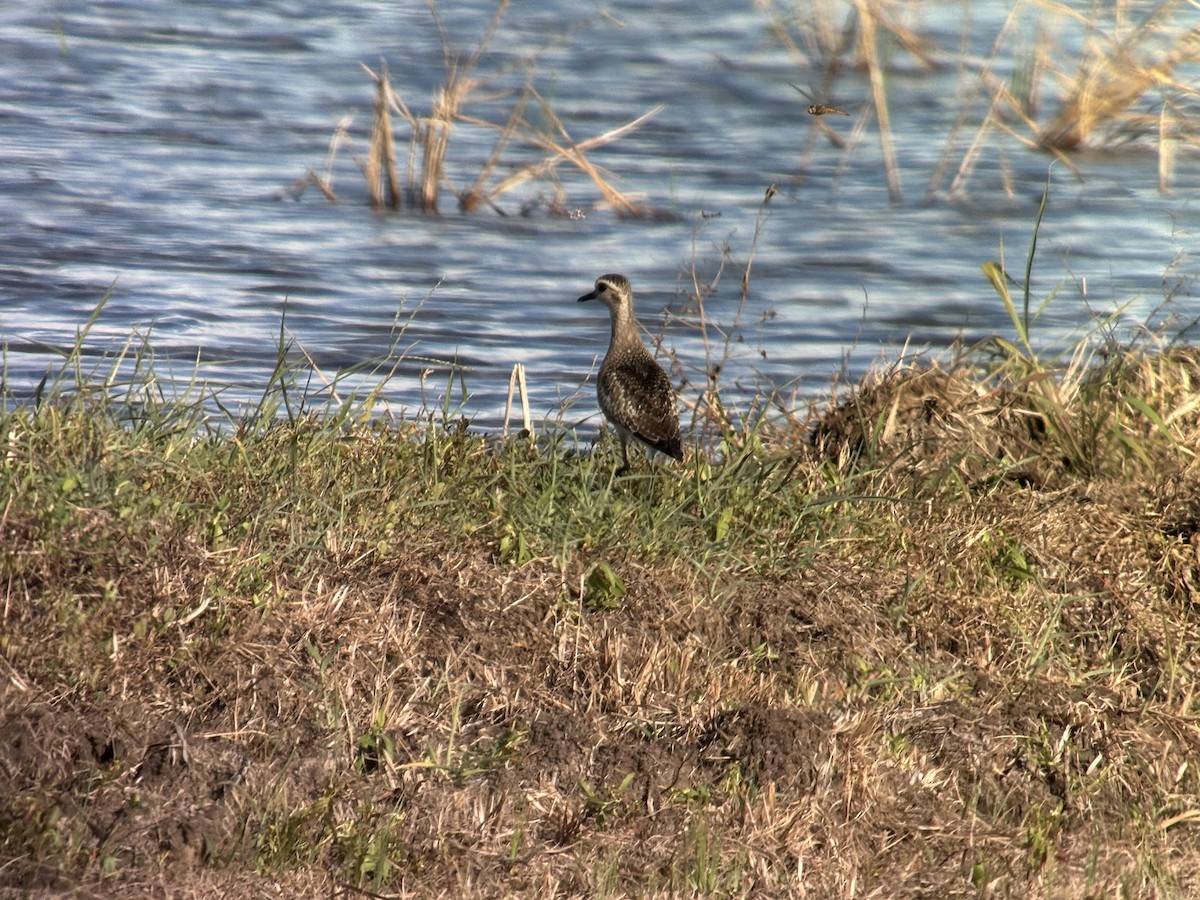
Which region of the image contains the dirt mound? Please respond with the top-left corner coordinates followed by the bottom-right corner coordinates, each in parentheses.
top-left (809, 364), bottom-right (1051, 483)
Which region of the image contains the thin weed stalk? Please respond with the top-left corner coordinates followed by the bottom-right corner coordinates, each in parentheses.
top-left (854, 0), bottom-right (902, 203)
top-left (671, 185), bottom-right (780, 450)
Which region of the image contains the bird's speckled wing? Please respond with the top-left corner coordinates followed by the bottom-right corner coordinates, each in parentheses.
top-left (598, 352), bottom-right (683, 460)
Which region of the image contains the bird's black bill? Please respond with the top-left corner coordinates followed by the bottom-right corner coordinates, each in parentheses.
top-left (577, 290), bottom-right (597, 303)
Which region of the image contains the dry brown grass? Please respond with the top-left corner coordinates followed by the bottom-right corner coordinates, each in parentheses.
top-left (3, 331), bottom-right (1200, 896)
top-left (365, 61), bottom-right (403, 210)
top-left (808, 363), bottom-right (1053, 485)
top-left (455, 89), bottom-right (664, 218)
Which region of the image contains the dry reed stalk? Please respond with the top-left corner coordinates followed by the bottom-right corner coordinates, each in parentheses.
top-left (293, 169), bottom-right (338, 204)
top-left (849, 0), bottom-right (937, 72)
top-left (379, 75), bottom-right (423, 205)
top-left (1031, 16), bottom-right (1200, 198)
top-left (854, 0), bottom-right (902, 203)
top-left (457, 82), bottom-right (532, 213)
top-left (346, 1), bottom-right (654, 216)
top-left (946, 77), bottom-right (1079, 197)
top-left (415, 0), bottom-right (513, 212)
top-left (418, 91), bottom-right (452, 212)
top-left (408, 86), bottom-right (451, 213)
top-left (762, 0), bottom-right (934, 71)
top-left (503, 363), bottom-right (531, 437)
top-left (1032, 0), bottom-right (1199, 151)
top-left (361, 60), bottom-right (469, 214)
top-left (460, 92), bottom-right (664, 218)
top-left (433, 0), bottom-right (511, 78)
top-left (927, 0), bottom-right (1028, 198)
top-left (1038, 37), bottom-right (1191, 151)
top-left (1158, 104), bottom-right (1178, 191)
top-left (288, 115), bottom-right (352, 202)
top-left (366, 63), bottom-right (401, 210)
top-left (760, 0), bottom-right (828, 69)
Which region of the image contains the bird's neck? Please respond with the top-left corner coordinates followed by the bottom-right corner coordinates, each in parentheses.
top-left (608, 304), bottom-right (643, 353)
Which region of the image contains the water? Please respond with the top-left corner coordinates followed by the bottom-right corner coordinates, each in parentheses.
top-left (2, 1), bottom-right (1197, 433)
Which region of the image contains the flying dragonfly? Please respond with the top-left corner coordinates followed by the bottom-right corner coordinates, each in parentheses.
top-left (790, 83), bottom-right (851, 116)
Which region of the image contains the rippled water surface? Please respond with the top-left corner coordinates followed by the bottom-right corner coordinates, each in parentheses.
top-left (3, 1), bottom-right (1197, 432)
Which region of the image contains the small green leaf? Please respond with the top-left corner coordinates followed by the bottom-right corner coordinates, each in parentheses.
top-left (970, 861), bottom-right (987, 889)
top-left (584, 562), bottom-right (626, 610)
top-left (713, 506), bottom-right (733, 542)
top-left (1124, 394), bottom-right (1169, 435)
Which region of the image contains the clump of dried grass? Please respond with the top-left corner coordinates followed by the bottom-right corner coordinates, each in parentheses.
top-left (301, 2), bottom-right (660, 216)
top-left (766, 0), bottom-right (1198, 200)
top-left (806, 186), bottom-right (1199, 489)
top-left (933, 0), bottom-right (1200, 196)
top-left (1034, 2), bottom-right (1200, 155)
top-left (807, 362), bottom-right (1053, 484)
top-left (805, 337), bottom-right (1200, 493)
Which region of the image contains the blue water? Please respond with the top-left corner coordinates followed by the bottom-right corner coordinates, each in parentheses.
top-left (2, 1), bottom-right (1197, 432)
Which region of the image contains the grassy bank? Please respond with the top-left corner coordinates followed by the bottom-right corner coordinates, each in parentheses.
top-left (2, 329), bottom-right (1200, 898)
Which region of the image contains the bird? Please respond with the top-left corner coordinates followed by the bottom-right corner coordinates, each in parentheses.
top-left (577, 274), bottom-right (683, 473)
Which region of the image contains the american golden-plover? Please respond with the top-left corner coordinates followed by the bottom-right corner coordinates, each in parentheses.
top-left (578, 274), bottom-right (683, 472)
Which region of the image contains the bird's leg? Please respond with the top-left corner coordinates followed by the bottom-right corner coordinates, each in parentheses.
top-left (616, 433), bottom-right (630, 476)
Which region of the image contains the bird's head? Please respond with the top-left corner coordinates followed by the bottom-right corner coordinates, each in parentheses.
top-left (577, 274), bottom-right (632, 311)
